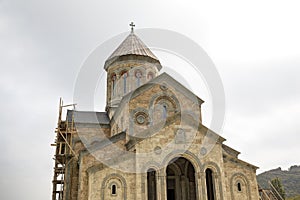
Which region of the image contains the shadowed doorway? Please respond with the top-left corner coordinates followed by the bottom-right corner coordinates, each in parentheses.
top-left (166, 157), bottom-right (197, 200)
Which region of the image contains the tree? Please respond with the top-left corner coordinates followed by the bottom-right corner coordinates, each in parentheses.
top-left (271, 177), bottom-right (286, 199)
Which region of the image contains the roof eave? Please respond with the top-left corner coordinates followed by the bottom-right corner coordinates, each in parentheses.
top-left (104, 54), bottom-right (162, 71)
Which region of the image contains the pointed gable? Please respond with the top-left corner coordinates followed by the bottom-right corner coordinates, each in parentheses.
top-left (116, 72), bottom-right (204, 110)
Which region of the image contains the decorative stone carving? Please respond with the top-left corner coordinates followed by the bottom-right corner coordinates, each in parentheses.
top-left (134, 112), bottom-right (149, 125)
top-left (200, 147), bottom-right (207, 155)
top-left (160, 83), bottom-right (168, 91)
top-left (154, 146), bottom-right (162, 154)
top-left (175, 128), bottom-right (186, 144)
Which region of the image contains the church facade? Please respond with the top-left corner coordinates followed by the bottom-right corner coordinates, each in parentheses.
top-left (52, 28), bottom-right (260, 200)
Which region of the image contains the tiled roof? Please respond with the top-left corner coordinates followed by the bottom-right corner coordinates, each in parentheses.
top-left (104, 32), bottom-right (159, 70)
top-left (67, 110), bottom-right (110, 125)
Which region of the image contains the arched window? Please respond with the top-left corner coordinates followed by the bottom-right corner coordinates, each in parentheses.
top-left (111, 184), bottom-right (116, 195)
top-left (206, 168), bottom-right (215, 200)
top-left (237, 182), bottom-right (242, 191)
top-left (147, 169), bottom-right (157, 200)
top-left (162, 105), bottom-right (167, 119)
top-left (147, 72), bottom-right (154, 80)
top-left (111, 74), bottom-right (116, 96)
top-left (135, 70), bottom-right (142, 87)
top-left (121, 71), bottom-right (128, 94)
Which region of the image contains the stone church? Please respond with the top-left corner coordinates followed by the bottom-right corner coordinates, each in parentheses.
top-left (51, 26), bottom-right (260, 200)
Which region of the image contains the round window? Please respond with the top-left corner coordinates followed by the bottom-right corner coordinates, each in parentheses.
top-left (134, 112), bottom-right (148, 125)
top-left (136, 115), bottom-right (145, 124)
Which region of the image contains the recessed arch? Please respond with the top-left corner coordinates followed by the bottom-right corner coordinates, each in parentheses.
top-left (147, 71), bottom-right (154, 80)
top-left (202, 162), bottom-right (224, 200)
top-left (141, 161), bottom-right (160, 173)
top-left (101, 173), bottom-right (127, 200)
top-left (135, 69), bottom-right (143, 87)
top-left (147, 168), bottom-right (157, 200)
top-left (148, 93), bottom-right (181, 123)
top-left (202, 162), bottom-right (221, 175)
top-left (161, 150), bottom-right (202, 173)
top-left (166, 157), bottom-right (197, 200)
top-left (230, 173), bottom-right (251, 200)
top-left (141, 161), bottom-right (160, 199)
top-left (167, 162), bottom-right (181, 176)
top-left (154, 95), bottom-right (178, 110)
top-left (109, 72), bottom-right (117, 97)
top-left (120, 70), bottom-right (128, 94)
top-left (205, 168), bottom-right (215, 200)
top-left (141, 161), bottom-right (161, 173)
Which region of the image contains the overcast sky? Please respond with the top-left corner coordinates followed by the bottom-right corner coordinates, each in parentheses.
top-left (1, 0), bottom-right (300, 199)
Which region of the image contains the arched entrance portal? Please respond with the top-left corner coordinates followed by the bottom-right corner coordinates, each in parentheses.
top-left (166, 157), bottom-right (197, 200)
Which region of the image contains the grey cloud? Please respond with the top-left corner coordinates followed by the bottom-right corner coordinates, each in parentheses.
top-left (220, 60), bottom-right (300, 115)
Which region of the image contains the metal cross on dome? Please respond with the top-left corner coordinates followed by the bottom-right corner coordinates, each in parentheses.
top-left (129, 22), bottom-right (135, 33)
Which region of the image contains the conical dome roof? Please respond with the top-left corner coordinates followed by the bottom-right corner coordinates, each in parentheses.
top-left (104, 32), bottom-right (160, 70)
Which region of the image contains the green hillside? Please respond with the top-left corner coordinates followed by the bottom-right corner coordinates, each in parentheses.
top-left (287, 195), bottom-right (300, 200)
top-left (257, 165), bottom-right (300, 198)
